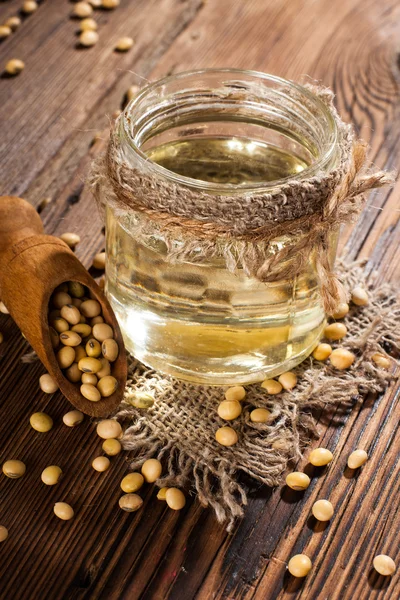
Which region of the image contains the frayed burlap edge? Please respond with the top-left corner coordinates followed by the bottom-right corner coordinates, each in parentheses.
top-left (115, 260), bottom-right (399, 532)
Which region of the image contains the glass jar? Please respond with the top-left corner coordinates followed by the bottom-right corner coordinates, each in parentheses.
top-left (104, 69), bottom-right (339, 385)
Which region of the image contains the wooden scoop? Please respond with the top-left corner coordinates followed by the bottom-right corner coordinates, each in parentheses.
top-left (0, 196), bottom-right (127, 417)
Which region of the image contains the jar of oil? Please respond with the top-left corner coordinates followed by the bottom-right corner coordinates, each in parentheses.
top-left (104, 70), bottom-right (339, 384)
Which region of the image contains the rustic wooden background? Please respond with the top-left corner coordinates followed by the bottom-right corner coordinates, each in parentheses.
top-left (0, 0), bottom-right (399, 598)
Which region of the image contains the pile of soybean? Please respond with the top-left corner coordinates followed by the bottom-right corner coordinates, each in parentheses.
top-left (47, 281), bottom-right (119, 402)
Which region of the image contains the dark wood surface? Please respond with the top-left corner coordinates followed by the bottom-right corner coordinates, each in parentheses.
top-left (0, 0), bottom-right (399, 598)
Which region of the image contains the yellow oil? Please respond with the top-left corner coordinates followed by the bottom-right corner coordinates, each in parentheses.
top-left (106, 137), bottom-right (325, 384)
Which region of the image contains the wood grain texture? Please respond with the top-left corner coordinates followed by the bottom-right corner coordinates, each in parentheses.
top-left (0, 0), bottom-right (399, 599)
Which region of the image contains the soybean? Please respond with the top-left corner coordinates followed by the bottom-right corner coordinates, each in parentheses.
top-left (250, 408), bottom-right (271, 423)
top-left (92, 252), bottom-right (106, 270)
top-left (41, 466), bottom-right (62, 486)
top-left (53, 291), bottom-right (72, 309)
top-left (63, 410), bottom-right (84, 427)
top-left (371, 353), bottom-right (391, 369)
top-left (115, 37), bottom-right (134, 52)
top-left (0, 526), bottom-right (8, 542)
top-left (60, 233), bottom-right (81, 249)
top-left (97, 375), bottom-right (118, 397)
top-left (286, 472), bottom-right (310, 491)
top-left (79, 18), bottom-right (97, 31)
top-left (53, 317), bottom-right (69, 333)
top-left (60, 331), bottom-right (82, 347)
top-left (217, 400), bottom-right (242, 421)
top-left (5, 16), bottom-right (21, 31)
top-left (373, 555), bottom-right (396, 576)
top-left (309, 447), bottom-right (333, 467)
top-left (81, 372), bottom-right (98, 385)
top-left (330, 348), bottom-right (355, 370)
top-left (312, 343), bottom-right (332, 361)
top-left (215, 426), bottom-right (238, 447)
top-left (22, 1), bottom-right (38, 14)
top-left (127, 85), bottom-right (139, 101)
top-left (80, 299), bottom-right (101, 318)
top-left (96, 419), bottom-right (122, 439)
top-left (0, 301), bottom-right (9, 314)
top-left (351, 286), bottom-right (369, 306)
top-left (91, 316), bottom-right (104, 325)
top-left (278, 371), bottom-right (297, 390)
top-left (74, 345), bottom-right (87, 363)
top-left (225, 386), bottom-right (246, 402)
top-left (2, 460), bottom-right (26, 478)
top-left (39, 373), bottom-right (59, 393)
top-left (79, 30), bottom-right (99, 47)
top-left (288, 554), bottom-right (312, 578)
top-left (102, 0), bottom-right (120, 9)
top-left (80, 383), bottom-right (101, 402)
top-left (71, 323), bottom-right (92, 337)
top-left (157, 487), bottom-right (168, 500)
top-left (5, 59), bottom-right (24, 75)
top-left (261, 379), bottom-right (282, 394)
top-left (30, 412), bottom-right (53, 433)
top-left (312, 499), bottom-right (334, 521)
top-left (102, 438), bottom-right (122, 455)
top-left (119, 494), bottom-right (143, 512)
top-left (102, 338), bottom-right (119, 361)
top-left (61, 304), bottom-right (81, 325)
top-left (57, 346), bottom-right (75, 369)
top-left (332, 302), bottom-right (349, 319)
top-left (92, 323), bottom-right (113, 342)
top-left (141, 458), bottom-right (162, 483)
top-left (347, 449), bottom-right (368, 469)
top-left (86, 338), bottom-right (102, 357)
top-left (54, 502), bottom-right (74, 520)
top-left (78, 357), bottom-right (102, 373)
top-left (65, 362), bottom-right (82, 383)
top-left (121, 473), bottom-right (144, 493)
top-left (324, 322), bottom-right (347, 341)
top-left (73, 2), bottom-right (93, 17)
top-left (0, 26), bottom-right (11, 39)
top-left (165, 488), bottom-right (186, 510)
top-left (92, 456), bottom-right (110, 472)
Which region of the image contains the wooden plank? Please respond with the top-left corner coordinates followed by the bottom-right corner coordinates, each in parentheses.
top-left (0, 0), bottom-right (399, 599)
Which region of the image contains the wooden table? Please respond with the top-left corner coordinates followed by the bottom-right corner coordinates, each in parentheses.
top-left (0, 0), bottom-right (399, 598)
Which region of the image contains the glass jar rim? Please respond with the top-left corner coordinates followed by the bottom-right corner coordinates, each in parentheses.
top-left (121, 68), bottom-right (339, 193)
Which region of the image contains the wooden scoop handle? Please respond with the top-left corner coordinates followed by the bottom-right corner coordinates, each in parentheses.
top-left (0, 196), bottom-right (127, 417)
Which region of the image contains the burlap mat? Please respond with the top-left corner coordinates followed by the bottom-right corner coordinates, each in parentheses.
top-left (116, 260), bottom-right (399, 530)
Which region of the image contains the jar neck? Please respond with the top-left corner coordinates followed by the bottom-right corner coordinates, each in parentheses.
top-left (119, 69), bottom-right (339, 194)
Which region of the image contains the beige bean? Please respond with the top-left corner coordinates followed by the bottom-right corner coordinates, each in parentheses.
top-left (78, 357), bottom-right (102, 373)
top-left (54, 502), bottom-right (74, 520)
top-left (86, 338), bottom-right (102, 357)
top-left (288, 554), bottom-right (312, 578)
top-left (92, 323), bottom-right (113, 342)
top-left (102, 0), bottom-right (120, 8)
top-left (0, 301), bottom-right (9, 314)
top-left (286, 472), bottom-right (310, 491)
top-left (63, 410), bottom-right (84, 427)
top-left (2, 460), bottom-right (26, 478)
top-left (90, 316), bottom-right (104, 326)
top-left (92, 456), bottom-right (110, 472)
top-left (65, 362), bottom-right (82, 383)
top-left (224, 386), bottom-right (246, 402)
top-left (79, 30), bottom-right (99, 47)
top-left (97, 375), bottom-right (118, 397)
top-left (102, 438), bottom-right (122, 455)
top-left (309, 448), bottom-right (333, 466)
top-left (57, 346), bottom-right (75, 369)
top-left (96, 419), bottom-right (122, 439)
top-left (92, 252), bottom-right (106, 270)
top-left (0, 526), bottom-right (8, 542)
top-left (5, 16), bottom-right (21, 31)
top-left (330, 348), bottom-right (355, 370)
top-left (324, 322), bottom-right (347, 341)
top-left (73, 2), bottom-right (93, 17)
top-left (0, 26), bottom-right (11, 39)
top-left (96, 357), bottom-right (111, 378)
top-left (30, 412), bottom-right (53, 433)
top-left (60, 304), bottom-right (81, 325)
top-left (261, 379), bottom-right (282, 394)
top-left (102, 338), bottom-right (119, 361)
top-left (52, 318), bottom-right (69, 333)
top-left (347, 449), bottom-right (368, 469)
top-left (73, 345), bottom-right (87, 363)
top-left (278, 371), bottom-right (297, 390)
top-left (250, 408), bottom-right (271, 423)
top-left (80, 299), bottom-right (101, 318)
top-left (52, 291), bottom-right (72, 309)
top-left (22, 1), bottom-right (38, 14)
top-left (217, 400), bottom-right (242, 421)
top-left (312, 343), bottom-right (332, 361)
top-left (157, 487), bottom-right (168, 500)
top-left (80, 383), bottom-right (101, 401)
top-left (371, 353), bottom-right (391, 369)
top-left (215, 426), bottom-right (238, 446)
top-left (119, 494), bottom-right (143, 512)
top-left (81, 372), bottom-right (98, 385)
top-left (115, 37), bottom-right (134, 51)
top-left (332, 302), bottom-right (349, 319)
top-left (165, 488), bottom-right (186, 510)
top-left (141, 458), bottom-right (162, 483)
top-left (60, 331), bottom-right (82, 347)
top-left (373, 555), bottom-right (396, 576)
top-left (312, 499), bottom-right (334, 521)
top-left (60, 233), bottom-right (81, 249)
top-left (5, 59), bottom-right (25, 75)
top-left (127, 85), bottom-right (139, 101)
top-left (351, 286), bottom-right (369, 306)
top-left (41, 466), bottom-right (62, 485)
top-left (39, 373), bottom-right (58, 393)
top-left (121, 473), bottom-right (144, 493)
top-left (71, 324), bottom-right (92, 337)
top-left (79, 17), bottom-right (97, 31)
